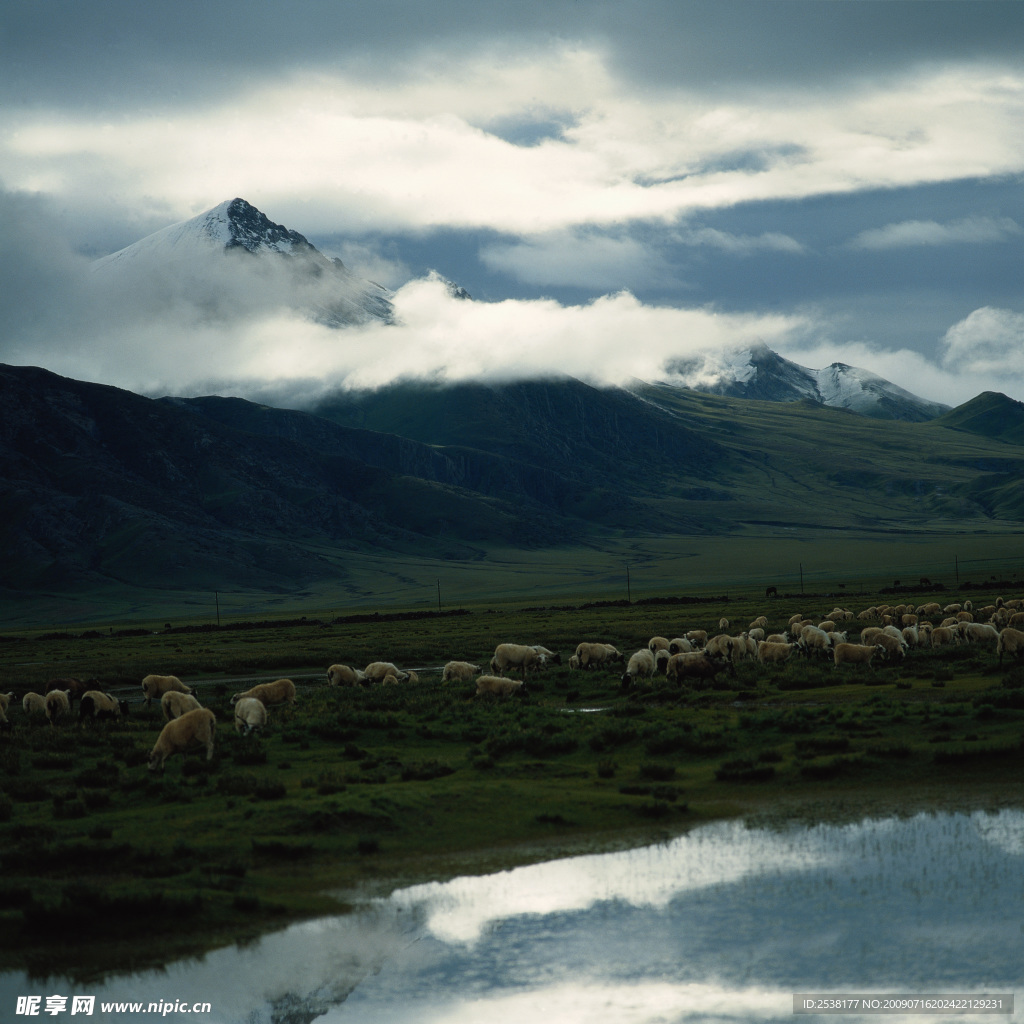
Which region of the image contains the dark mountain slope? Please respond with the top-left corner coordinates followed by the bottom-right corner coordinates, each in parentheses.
top-left (934, 391), bottom-right (1024, 446)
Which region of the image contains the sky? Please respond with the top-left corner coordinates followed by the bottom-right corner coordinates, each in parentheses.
top-left (2, 0), bottom-right (1023, 406)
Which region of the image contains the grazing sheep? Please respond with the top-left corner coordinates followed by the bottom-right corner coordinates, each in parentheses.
top-left (148, 708), bottom-right (217, 772)
top-left (381, 673), bottom-right (401, 686)
top-left (568, 654), bottom-right (581, 671)
top-left (799, 625), bottom-right (832, 659)
top-left (684, 630), bottom-right (708, 647)
top-left (930, 626), bottom-right (959, 648)
top-left (161, 690), bottom-right (202, 721)
top-left (575, 642), bottom-right (623, 669)
top-left (997, 627), bottom-right (1024, 664)
top-left (917, 602), bottom-right (943, 617)
top-left (749, 615), bottom-right (769, 631)
top-left (704, 634), bottom-right (733, 659)
top-left (859, 626), bottom-right (885, 645)
top-left (442, 661), bottom-right (482, 683)
top-left (475, 675), bottom-right (527, 698)
top-left (961, 622), bottom-right (1000, 646)
top-left (667, 637), bottom-right (693, 655)
top-left (757, 640), bottom-right (797, 665)
top-left (45, 689), bottom-right (70, 726)
top-left (1007, 612), bottom-right (1024, 629)
top-left (233, 697), bottom-right (267, 736)
top-left (230, 678), bottom-right (296, 707)
top-left (766, 633), bottom-right (789, 644)
top-left (874, 633), bottom-right (906, 661)
top-left (901, 626), bottom-right (920, 648)
top-left (327, 664), bottom-right (366, 687)
top-left (718, 618), bottom-right (730, 632)
top-left (747, 627), bottom-right (765, 643)
top-left (943, 603), bottom-right (962, 615)
top-left (647, 636), bottom-right (671, 654)
top-left (141, 674), bottom-right (192, 708)
top-left (833, 643), bottom-right (885, 669)
top-left (22, 692), bottom-right (47, 718)
top-left (362, 662), bottom-right (408, 684)
top-left (654, 648), bottom-right (671, 673)
top-left (621, 648), bottom-right (657, 687)
top-left (730, 633), bottom-right (758, 664)
top-left (817, 620), bottom-right (836, 633)
top-left (80, 690), bottom-right (129, 721)
top-left (490, 644), bottom-right (547, 679)
top-left (789, 613), bottom-right (806, 626)
top-left (529, 645), bottom-right (562, 666)
top-left (665, 650), bottom-right (730, 687)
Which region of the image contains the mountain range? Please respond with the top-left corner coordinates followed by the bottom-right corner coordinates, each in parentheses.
top-left (2, 361), bottom-right (1023, 606)
top-left (93, 199), bottom-right (943, 421)
top-left (2, 199), bottom-right (1022, 614)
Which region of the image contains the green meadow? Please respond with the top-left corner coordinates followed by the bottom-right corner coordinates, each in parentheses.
top-left (1, 586), bottom-right (1023, 979)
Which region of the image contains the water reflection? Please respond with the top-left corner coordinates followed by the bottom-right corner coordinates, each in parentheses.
top-left (2, 810), bottom-right (1021, 1023)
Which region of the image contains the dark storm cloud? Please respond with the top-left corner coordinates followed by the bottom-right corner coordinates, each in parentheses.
top-left (5, 1), bottom-right (1023, 110)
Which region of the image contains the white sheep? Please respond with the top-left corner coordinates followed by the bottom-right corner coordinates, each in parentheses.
top-left (684, 630), bottom-right (708, 647)
top-left (141, 674), bottom-right (192, 708)
top-left (442, 661), bottom-right (482, 683)
top-left (45, 689), bottom-right (70, 726)
top-left (961, 622), bottom-right (999, 646)
top-left (22, 692), bottom-right (47, 718)
top-left (667, 637), bottom-right (693, 654)
top-left (997, 627), bottom-right (1024, 664)
top-left (647, 636), bottom-right (671, 654)
top-left (620, 648), bottom-right (656, 687)
top-left (327, 664), bottom-right (366, 686)
top-left (161, 690), bottom-right (202, 721)
top-left (490, 644), bottom-right (546, 679)
top-left (233, 697), bottom-right (267, 736)
top-left (575, 643), bottom-right (622, 669)
top-left (757, 640), bottom-right (797, 664)
top-left (148, 708), bottom-right (217, 771)
top-left (230, 678), bottom-right (296, 706)
top-left (664, 650), bottom-right (729, 687)
top-left (475, 675), bottom-right (527, 698)
top-left (363, 662), bottom-right (409, 684)
top-left (80, 690), bottom-right (129, 721)
top-left (833, 643), bottom-right (885, 669)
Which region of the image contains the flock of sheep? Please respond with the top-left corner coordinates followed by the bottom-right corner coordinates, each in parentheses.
top-left (3, 595), bottom-right (1021, 773)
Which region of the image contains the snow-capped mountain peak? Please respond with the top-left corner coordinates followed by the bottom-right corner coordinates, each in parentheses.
top-left (662, 344), bottom-right (949, 421)
top-left (93, 199), bottom-right (395, 326)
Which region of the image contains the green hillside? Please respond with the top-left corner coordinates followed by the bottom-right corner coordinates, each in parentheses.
top-left (934, 391), bottom-right (1024, 446)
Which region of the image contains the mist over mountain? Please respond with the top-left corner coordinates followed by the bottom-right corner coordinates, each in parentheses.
top-left (662, 342), bottom-right (950, 422)
top-left (93, 198), bottom-right (395, 328)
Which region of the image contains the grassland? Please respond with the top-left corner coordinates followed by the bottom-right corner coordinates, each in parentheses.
top-left (1, 588), bottom-right (1022, 981)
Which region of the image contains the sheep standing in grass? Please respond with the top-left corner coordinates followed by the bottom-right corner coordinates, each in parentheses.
top-left (45, 689), bottom-right (70, 727)
top-left (997, 627), bottom-right (1024, 664)
top-left (685, 630), bottom-right (708, 647)
top-left (162, 691), bottom-right (202, 721)
top-left (668, 638), bottom-right (693, 655)
top-left (233, 697), bottom-right (267, 736)
top-left (757, 641), bottom-right (797, 665)
top-left (833, 643), bottom-right (885, 669)
top-left (22, 692), bottom-right (47, 719)
top-left (141, 674), bottom-right (192, 708)
top-left (930, 626), bottom-right (958, 649)
top-left (575, 643), bottom-right (623, 669)
top-left (148, 708), bottom-right (217, 772)
top-left (475, 675), bottom-right (528, 698)
top-left (665, 651), bottom-right (729, 687)
top-left (80, 691), bottom-right (129, 721)
top-left (442, 661), bottom-right (482, 683)
top-left (621, 648), bottom-right (656, 687)
top-left (961, 622), bottom-right (999, 646)
top-left (363, 662), bottom-right (408, 684)
top-left (327, 664), bottom-right (366, 686)
top-left (529, 645), bottom-right (562, 666)
top-left (490, 644), bottom-right (547, 679)
top-left (231, 678), bottom-right (296, 707)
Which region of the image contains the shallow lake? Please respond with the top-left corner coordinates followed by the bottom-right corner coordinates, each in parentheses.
top-left (3, 809), bottom-right (1021, 1023)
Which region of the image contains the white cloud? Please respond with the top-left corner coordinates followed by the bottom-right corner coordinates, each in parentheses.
top-left (940, 306), bottom-right (1024, 377)
top-left (849, 216), bottom-right (1022, 250)
top-left (3, 55), bottom-right (1024, 242)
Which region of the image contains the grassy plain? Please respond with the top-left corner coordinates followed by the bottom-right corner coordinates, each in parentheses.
top-left (1, 588), bottom-right (1023, 981)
